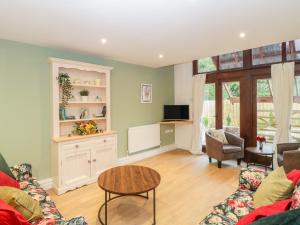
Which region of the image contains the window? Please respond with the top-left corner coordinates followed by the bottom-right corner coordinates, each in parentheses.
top-left (291, 76), bottom-right (300, 142)
top-left (222, 81), bottom-right (240, 135)
top-left (202, 83), bottom-right (216, 143)
top-left (197, 57), bottom-right (217, 73)
top-left (287, 40), bottom-right (300, 61)
top-left (252, 43), bottom-right (282, 65)
top-left (219, 51), bottom-right (243, 70)
top-left (257, 79), bottom-right (275, 143)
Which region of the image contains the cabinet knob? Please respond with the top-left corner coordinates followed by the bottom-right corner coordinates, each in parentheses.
top-left (93, 159), bottom-right (96, 162)
top-left (88, 160), bottom-right (91, 163)
top-left (104, 140), bottom-right (107, 143)
top-left (75, 145), bottom-right (79, 148)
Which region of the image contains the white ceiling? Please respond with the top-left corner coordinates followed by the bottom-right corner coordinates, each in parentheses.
top-left (0, 0), bottom-right (300, 67)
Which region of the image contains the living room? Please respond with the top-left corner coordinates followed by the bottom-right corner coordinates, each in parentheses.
top-left (1, 1), bottom-right (300, 225)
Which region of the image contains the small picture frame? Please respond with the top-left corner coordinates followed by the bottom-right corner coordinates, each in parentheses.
top-left (141, 83), bottom-right (152, 103)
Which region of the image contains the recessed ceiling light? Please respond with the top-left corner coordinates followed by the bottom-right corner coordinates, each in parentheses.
top-left (158, 54), bottom-right (164, 59)
top-left (239, 32), bottom-right (246, 38)
top-left (101, 38), bottom-right (107, 44)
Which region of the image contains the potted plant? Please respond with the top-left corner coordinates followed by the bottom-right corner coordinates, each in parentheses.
top-left (58, 73), bottom-right (73, 107)
top-left (256, 136), bottom-right (266, 150)
top-left (79, 89), bottom-right (89, 102)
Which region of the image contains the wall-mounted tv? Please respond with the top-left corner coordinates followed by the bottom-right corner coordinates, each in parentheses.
top-left (163, 105), bottom-right (189, 121)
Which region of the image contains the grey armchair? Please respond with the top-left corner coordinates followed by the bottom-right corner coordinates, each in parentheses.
top-left (205, 131), bottom-right (244, 168)
top-left (277, 143), bottom-right (300, 173)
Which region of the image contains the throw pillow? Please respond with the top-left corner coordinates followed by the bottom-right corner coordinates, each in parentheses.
top-left (239, 168), bottom-right (267, 191)
top-left (0, 153), bottom-right (15, 179)
top-left (290, 180), bottom-right (300, 210)
top-left (0, 187), bottom-right (42, 222)
top-left (209, 129), bottom-right (229, 144)
top-left (287, 169), bottom-right (300, 185)
top-left (0, 199), bottom-right (30, 225)
top-left (236, 199), bottom-right (292, 225)
top-left (253, 166), bottom-right (294, 208)
top-left (0, 171), bottom-right (20, 188)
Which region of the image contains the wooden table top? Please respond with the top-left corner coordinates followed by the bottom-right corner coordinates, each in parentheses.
top-left (246, 144), bottom-right (274, 155)
top-left (98, 165), bottom-right (161, 195)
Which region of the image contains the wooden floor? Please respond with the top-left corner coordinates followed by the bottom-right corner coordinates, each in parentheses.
top-left (48, 150), bottom-right (241, 225)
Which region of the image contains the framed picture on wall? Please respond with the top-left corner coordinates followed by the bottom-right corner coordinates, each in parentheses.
top-left (141, 83), bottom-right (152, 103)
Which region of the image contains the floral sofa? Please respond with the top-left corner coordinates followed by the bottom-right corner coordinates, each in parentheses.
top-left (10, 164), bottom-right (87, 225)
top-left (199, 167), bottom-right (267, 225)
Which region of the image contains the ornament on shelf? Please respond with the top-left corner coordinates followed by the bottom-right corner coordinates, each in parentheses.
top-left (80, 108), bottom-right (89, 119)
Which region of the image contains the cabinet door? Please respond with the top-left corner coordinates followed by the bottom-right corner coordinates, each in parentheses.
top-left (91, 144), bottom-right (115, 176)
top-left (61, 148), bottom-right (91, 186)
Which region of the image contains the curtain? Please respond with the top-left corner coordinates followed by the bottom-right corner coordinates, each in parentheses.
top-left (271, 62), bottom-right (295, 166)
top-left (191, 74), bottom-right (206, 154)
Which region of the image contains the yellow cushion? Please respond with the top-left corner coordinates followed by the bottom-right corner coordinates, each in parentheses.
top-left (0, 186), bottom-right (42, 222)
top-left (253, 166), bottom-right (294, 208)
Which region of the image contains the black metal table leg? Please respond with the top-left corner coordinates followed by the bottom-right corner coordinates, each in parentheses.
top-left (153, 188), bottom-right (156, 225)
top-left (105, 191), bottom-right (108, 225)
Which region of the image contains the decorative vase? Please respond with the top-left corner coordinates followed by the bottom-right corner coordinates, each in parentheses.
top-left (81, 96), bottom-right (88, 102)
top-left (258, 142), bottom-right (263, 150)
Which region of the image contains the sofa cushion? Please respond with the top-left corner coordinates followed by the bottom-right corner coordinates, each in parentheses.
top-left (253, 166), bottom-right (294, 208)
top-left (213, 189), bottom-right (254, 223)
top-left (199, 212), bottom-right (235, 225)
top-left (209, 129), bottom-right (229, 144)
top-left (0, 171), bottom-right (20, 188)
top-left (0, 153), bottom-right (15, 179)
top-left (0, 199), bottom-right (30, 225)
top-left (290, 180), bottom-right (300, 210)
top-left (223, 145), bottom-right (241, 154)
top-left (0, 186), bottom-right (42, 222)
top-left (239, 168), bottom-right (267, 191)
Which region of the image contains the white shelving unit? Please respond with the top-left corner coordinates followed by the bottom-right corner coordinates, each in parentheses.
top-left (50, 58), bottom-right (117, 195)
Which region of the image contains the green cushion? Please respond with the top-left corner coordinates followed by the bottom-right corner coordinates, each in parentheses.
top-left (0, 187), bottom-right (42, 222)
top-left (0, 153), bottom-right (15, 179)
top-left (253, 166), bottom-right (294, 208)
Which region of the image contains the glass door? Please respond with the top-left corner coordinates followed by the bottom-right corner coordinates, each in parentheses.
top-left (256, 79), bottom-right (276, 143)
top-left (222, 81), bottom-right (240, 135)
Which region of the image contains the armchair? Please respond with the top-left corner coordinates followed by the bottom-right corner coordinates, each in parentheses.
top-left (205, 131), bottom-right (244, 168)
top-left (277, 143), bottom-right (300, 173)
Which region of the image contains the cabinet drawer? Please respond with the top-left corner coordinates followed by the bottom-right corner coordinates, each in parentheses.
top-left (92, 137), bottom-right (115, 146)
top-left (60, 141), bottom-right (90, 151)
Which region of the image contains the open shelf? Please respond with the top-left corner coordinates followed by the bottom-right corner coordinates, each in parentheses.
top-left (159, 120), bottom-right (193, 125)
top-left (59, 117), bottom-right (106, 123)
top-left (72, 83), bottom-right (106, 88)
top-left (60, 101), bottom-right (106, 104)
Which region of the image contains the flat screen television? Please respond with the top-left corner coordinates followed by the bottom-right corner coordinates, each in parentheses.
top-left (163, 105), bottom-right (189, 121)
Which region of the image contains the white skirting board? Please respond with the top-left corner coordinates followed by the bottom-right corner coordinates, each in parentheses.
top-left (38, 144), bottom-right (176, 190)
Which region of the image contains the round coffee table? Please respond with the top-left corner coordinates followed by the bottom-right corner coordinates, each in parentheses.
top-left (98, 165), bottom-right (161, 225)
top-left (246, 144), bottom-right (274, 171)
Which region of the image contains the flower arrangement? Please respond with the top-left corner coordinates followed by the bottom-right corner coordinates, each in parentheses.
top-left (256, 136), bottom-right (266, 143)
top-left (73, 120), bottom-right (99, 135)
top-left (256, 136), bottom-right (266, 150)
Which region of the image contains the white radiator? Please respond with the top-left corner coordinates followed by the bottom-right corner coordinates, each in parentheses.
top-left (128, 124), bottom-right (160, 154)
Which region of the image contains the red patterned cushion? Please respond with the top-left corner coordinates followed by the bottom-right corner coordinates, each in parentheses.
top-left (0, 171), bottom-right (20, 188)
top-left (239, 168), bottom-right (267, 191)
top-left (291, 180), bottom-right (300, 209)
top-left (0, 199), bottom-right (30, 225)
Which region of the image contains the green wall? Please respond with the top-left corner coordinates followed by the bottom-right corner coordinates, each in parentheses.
top-left (0, 39), bottom-right (174, 179)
